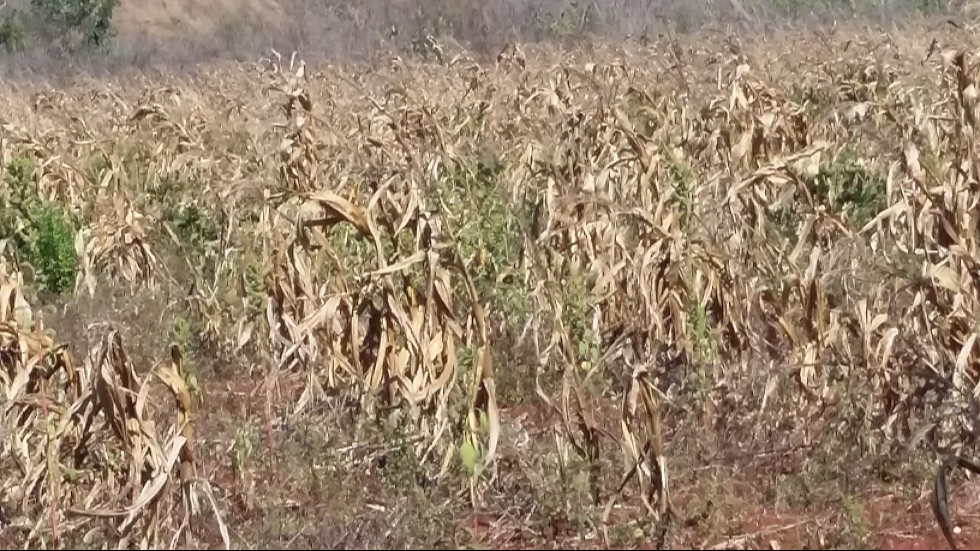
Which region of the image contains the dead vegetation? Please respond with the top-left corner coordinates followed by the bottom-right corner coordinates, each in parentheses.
top-left (4, 17), bottom-right (980, 550)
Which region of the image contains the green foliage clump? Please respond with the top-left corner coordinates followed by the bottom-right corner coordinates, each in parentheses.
top-left (167, 201), bottom-right (220, 254)
top-left (29, 204), bottom-right (79, 296)
top-left (1, 155), bottom-right (79, 296)
top-left (438, 156), bottom-right (530, 329)
top-left (0, 10), bottom-right (27, 51)
top-left (31, 0), bottom-right (117, 49)
top-left (811, 148), bottom-right (886, 229)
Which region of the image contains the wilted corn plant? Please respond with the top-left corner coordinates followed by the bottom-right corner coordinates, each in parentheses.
top-left (0, 266), bottom-right (228, 549)
top-left (515, 59), bottom-right (753, 546)
top-left (902, 47), bottom-right (980, 551)
top-left (259, 52), bottom-right (502, 504)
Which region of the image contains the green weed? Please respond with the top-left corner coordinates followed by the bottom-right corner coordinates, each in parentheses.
top-left (1, 155), bottom-right (79, 296)
top-left (811, 147), bottom-right (886, 229)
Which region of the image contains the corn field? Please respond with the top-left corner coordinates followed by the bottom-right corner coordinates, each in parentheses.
top-left (4, 19), bottom-right (980, 550)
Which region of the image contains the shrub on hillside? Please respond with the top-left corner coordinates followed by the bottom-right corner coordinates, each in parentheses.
top-left (32, 0), bottom-right (118, 48)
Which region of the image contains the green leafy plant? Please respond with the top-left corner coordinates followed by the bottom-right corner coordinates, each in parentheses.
top-left (29, 205), bottom-right (78, 296)
top-left (458, 435), bottom-right (481, 477)
top-left (1, 155), bottom-right (78, 296)
top-left (167, 201), bottom-right (220, 254)
top-left (811, 147), bottom-right (886, 229)
top-left (231, 424), bottom-right (255, 480)
top-left (687, 301), bottom-right (714, 362)
top-left (31, 0), bottom-right (117, 49)
top-left (0, 10), bottom-right (27, 51)
top-left (669, 154), bottom-right (695, 229)
top-left (437, 157), bottom-right (530, 328)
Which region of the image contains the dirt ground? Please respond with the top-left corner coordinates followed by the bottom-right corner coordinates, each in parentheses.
top-left (187, 368), bottom-right (978, 550)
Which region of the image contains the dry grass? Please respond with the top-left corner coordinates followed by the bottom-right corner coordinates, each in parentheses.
top-left (0, 0), bottom-right (964, 72)
top-left (4, 16), bottom-right (980, 550)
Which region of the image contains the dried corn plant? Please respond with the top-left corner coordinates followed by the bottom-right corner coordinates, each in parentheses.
top-left (79, 193), bottom-right (159, 293)
top-left (256, 53), bottom-right (503, 503)
top-left (0, 267), bottom-right (227, 549)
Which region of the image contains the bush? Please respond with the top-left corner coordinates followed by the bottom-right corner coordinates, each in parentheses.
top-left (0, 10), bottom-right (27, 52)
top-left (28, 204), bottom-right (78, 296)
top-left (1, 155), bottom-right (79, 297)
top-left (31, 0), bottom-right (118, 49)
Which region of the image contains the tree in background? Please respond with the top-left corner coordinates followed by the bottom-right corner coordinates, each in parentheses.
top-left (0, 0), bottom-right (117, 53)
top-left (32, 0), bottom-right (118, 48)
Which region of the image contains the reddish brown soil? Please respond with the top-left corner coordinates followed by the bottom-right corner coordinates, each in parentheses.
top-left (187, 376), bottom-right (980, 550)
top-left (454, 486), bottom-right (980, 550)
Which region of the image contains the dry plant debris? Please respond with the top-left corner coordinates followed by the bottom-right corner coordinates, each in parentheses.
top-left (4, 18), bottom-right (980, 550)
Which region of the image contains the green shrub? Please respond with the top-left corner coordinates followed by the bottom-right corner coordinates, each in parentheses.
top-left (1, 155), bottom-right (78, 296)
top-left (31, 0), bottom-right (117, 49)
top-left (28, 204), bottom-right (78, 296)
top-left (811, 148), bottom-right (886, 229)
top-left (0, 10), bottom-right (27, 51)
